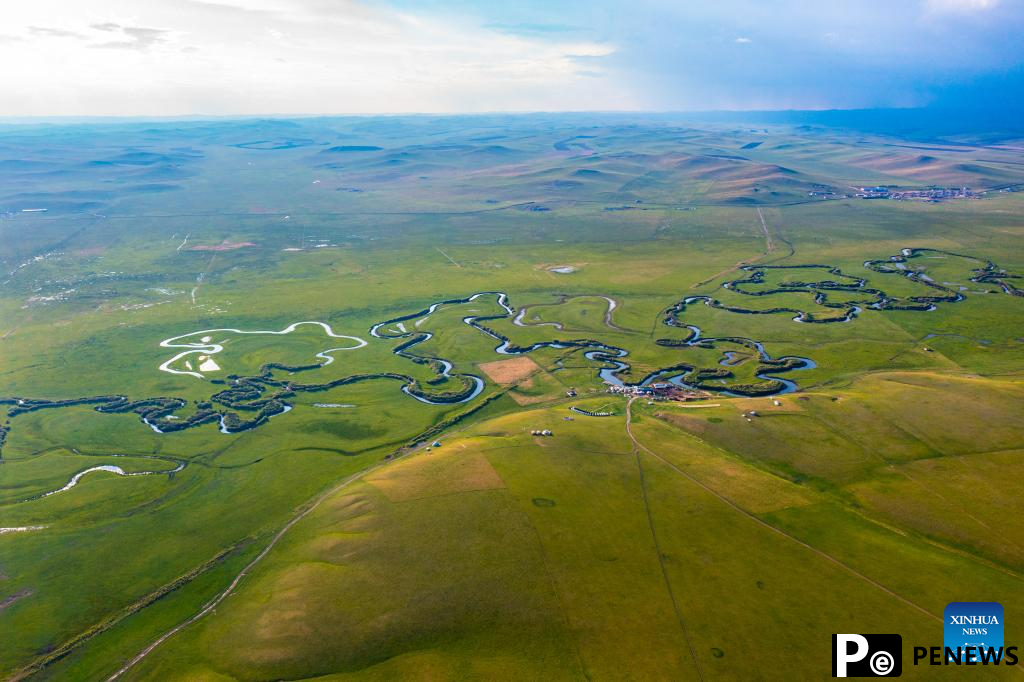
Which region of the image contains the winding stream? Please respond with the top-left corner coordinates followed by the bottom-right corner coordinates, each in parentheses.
top-left (9, 245), bottom-right (1017, 505)
top-left (6, 289), bottom-right (825, 449)
top-left (673, 245), bottom-right (1022, 326)
top-left (376, 291), bottom-right (814, 397)
top-left (148, 290), bottom-right (818, 418)
top-left (159, 322), bottom-right (367, 379)
top-left (512, 295), bottom-right (621, 331)
top-left (28, 455), bottom-right (186, 501)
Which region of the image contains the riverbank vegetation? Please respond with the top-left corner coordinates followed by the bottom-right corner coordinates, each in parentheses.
top-left (1, 115), bottom-right (1022, 680)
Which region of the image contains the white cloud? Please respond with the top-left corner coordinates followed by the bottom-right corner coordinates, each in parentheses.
top-left (89, 25), bottom-right (172, 50)
top-left (923, 0), bottom-right (999, 13)
top-left (0, 0), bottom-right (626, 116)
top-left (735, 37), bottom-right (752, 43)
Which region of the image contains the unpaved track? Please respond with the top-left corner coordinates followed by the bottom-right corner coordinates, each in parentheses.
top-left (756, 207), bottom-right (775, 254)
top-left (105, 461), bottom-right (392, 681)
top-left (692, 260), bottom-right (747, 288)
top-left (102, 397), bottom-right (948, 680)
top-left (435, 246), bottom-right (461, 267)
top-left (102, 395), bottom-right (508, 680)
top-left (623, 399), bottom-right (941, 623)
top-left (626, 398), bottom-right (705, 680)
top-left (692, 209), bottom-right (773, 288)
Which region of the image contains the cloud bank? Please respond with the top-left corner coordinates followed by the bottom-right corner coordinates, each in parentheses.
top-left (0, 0), bottom-right (1021, 116)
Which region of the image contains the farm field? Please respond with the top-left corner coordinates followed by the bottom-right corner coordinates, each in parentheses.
top-left (1, 114), bottom-right (1023, 680)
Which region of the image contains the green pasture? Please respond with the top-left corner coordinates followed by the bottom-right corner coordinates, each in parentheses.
top-left (1, 116), bottom-right (1023, 679)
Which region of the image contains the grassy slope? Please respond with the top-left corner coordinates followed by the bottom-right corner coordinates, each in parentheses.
top-left (1, 117), bottom-right (1023, 679)
top-left (126, 382), bottom-right (1021, 680)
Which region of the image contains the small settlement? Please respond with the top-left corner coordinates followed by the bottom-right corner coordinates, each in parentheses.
top-left (607, 383), bottom-right (712, 401)
top-left (854, 186), bottom-right (979, 202)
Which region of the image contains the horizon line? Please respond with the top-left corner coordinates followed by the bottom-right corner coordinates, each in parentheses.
top-left (0, 105), bottom-right (1016, 127)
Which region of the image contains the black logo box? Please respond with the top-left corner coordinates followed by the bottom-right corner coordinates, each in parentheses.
top-left (833, 634), bottom-right (903, 677)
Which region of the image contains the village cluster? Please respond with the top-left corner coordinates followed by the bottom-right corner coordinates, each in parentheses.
top-left (607, 383), bottom-right (712, 401)
top-left (853, 186), bottom-right (980, 201)
top-left (809, 186), bottom-right (992, 202)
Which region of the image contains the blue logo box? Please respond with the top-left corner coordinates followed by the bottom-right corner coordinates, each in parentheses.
top-left (945, 602), bottom-right (1004, 663)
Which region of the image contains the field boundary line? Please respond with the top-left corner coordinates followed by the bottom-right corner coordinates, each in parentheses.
top-left (497, 465), bottom-right (593, 680)
top-left (625, 401), bottom-right (943, 624)
top-left (435, 246), bottom-right (461, 267)
top-left (756, 207), bottom-right (774, 254)
top-left (846, 507), bottom-right (1024, 583)
top-left (102, 387), bottom-right (519, 680)
top-left (7, 544), bottom-right (244, 681)
top-left (627, 399), bottom-right (705, 680)
top-left (104, 459), bottom-right (395, 681)
top-left (652, 409), bottom-right (1024, 581)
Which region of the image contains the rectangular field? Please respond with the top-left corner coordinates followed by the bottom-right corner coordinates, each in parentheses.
top-left (478, 356), bottom-right (541, 385)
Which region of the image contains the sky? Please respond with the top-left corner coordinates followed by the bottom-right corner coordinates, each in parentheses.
top-left (0, 0), bottom-right (1022, 116)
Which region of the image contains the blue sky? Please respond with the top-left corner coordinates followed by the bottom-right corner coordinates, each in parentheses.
top-left (0, 0), bottom-right (1021, 116)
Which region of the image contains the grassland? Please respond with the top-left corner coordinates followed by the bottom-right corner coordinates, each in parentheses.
top-left (1, 114), bottom-right (1023, 680)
